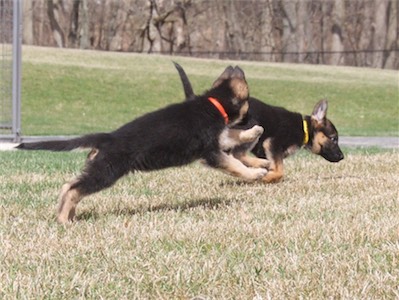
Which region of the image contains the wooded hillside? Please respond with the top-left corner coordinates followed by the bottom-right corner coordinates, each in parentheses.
top-left (21, 0), bottom-right (398, 69)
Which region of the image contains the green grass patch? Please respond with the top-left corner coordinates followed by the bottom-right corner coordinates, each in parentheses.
top-left (0, 148), bottom-right (398, 298)
top-left (21, 46), bottom-right (398, 136)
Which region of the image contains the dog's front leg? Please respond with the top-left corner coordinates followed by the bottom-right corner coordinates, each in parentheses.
top-left (219, 125), bottom-right (264, 151)
top-left (234, 152), bottom-right (270, 169)
top-left (262, 157), bottom-right (284, 183)
top-left (262, 139), bottom-right (284, 183)
top-left (208, 152), bottom-right (267, 181)
top-left (235, 125), bottom-right (264, 144)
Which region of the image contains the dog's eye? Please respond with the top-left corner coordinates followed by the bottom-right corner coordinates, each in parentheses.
top-left (330, 136), bottom-right (338, 143)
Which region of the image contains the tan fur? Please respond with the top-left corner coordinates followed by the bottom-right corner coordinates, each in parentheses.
top-left (222, 125), bottom-right (270, 168)
top-left (237, 125), bottom-right (263, 143)
top-left (219, 125), bottom-right (265, 154)
top-left (87, 148), bottom-right (99, 160)
top-left (284, 145), bottom-right (300, 157)
top-left (311, 132), bottom-right (328, 154)
top-left (230, 78), bottom-right (249, 101)
top-left (234, 153), bottom-right (270, 168)
top-left (217, 152), bottom-right (267, 181)
top-left (237, 102), bottom-right (249, 124)
top-left (262, 158), bottom-right (283, 183)
top-left (57, 180), bottom-right (82, 223)
top-left (261, 138), bottom-right (284, 183)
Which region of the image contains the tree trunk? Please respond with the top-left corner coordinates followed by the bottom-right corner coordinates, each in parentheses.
top-left (384, 0), bottom-right (399, 69)
top-left (259, 0), bottom-right (274, 61)
top-left (23, 0), bottom-right (34, 44)
top-left (79, 0), bottom-right (89, 49)
top-left (20, 0), bottom-right (398, 69)
top-left (372, 0), bottom-right (389, 68)
top-left (296, 0), bottom-right (309, 63)
top-left (281, 0), bottom-right (297, 63)
top-left (68, 0), bottom-right (79, 47)
top-left (358, 1), bottom-right (374, 67)
top-left (330, 0), bottom-right (345, 66)
top-left (47, 0), bottom-right (65, 47)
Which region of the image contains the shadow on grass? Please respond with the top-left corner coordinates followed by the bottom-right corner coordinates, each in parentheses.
top-left (77, 197), bottom-right (234, 222)
top-left (218, 179), bottom-right (266, 187)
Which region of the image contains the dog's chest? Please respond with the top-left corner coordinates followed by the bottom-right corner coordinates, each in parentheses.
top-left (218, 128), bottom-right (234, 151)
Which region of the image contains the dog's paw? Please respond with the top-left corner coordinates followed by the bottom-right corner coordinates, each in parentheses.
top-left (251, 125), bottom-right (264, 137)
top-left (245, 167), bottom-right (268, 181)
top-left (240, 125), bottom-right (264, 143)
top-left (257, 158), bottom-right (271, 169)
top-left (262, 171), bottom-right (283, 183)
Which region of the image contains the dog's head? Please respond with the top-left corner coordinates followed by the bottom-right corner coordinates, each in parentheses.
top-left (206, 66), bottom-right (250, 126)
top-left (306, 99), bottom-right (344, 162)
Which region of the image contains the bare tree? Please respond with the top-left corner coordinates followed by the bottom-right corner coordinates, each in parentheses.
top-left (372, 0), bottom-right (389, 68)
top-left (23, 0), bottom-right (398, 69)
top-left (22, 0), bottom-right (34, 44)
top-left (79, 0), bottom-right (89, 49)
top-left (47, 0), bottom-right (65, 47)
top-left (68, 0), bottom-right (79, 47)
top-left (384, 0), bottom-right (399, 69)
top-left (330, 0), bottom-right (345, 66)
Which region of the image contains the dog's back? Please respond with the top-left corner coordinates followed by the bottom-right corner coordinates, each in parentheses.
top-left (245, 98), bottom-right (304, 158)
top-left (112, 99), bottom-right (226, 170)
top-left (173, 62), bottom-right (343, 183)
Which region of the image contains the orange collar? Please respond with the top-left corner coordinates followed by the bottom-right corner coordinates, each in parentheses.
top-left (208, 97), bottom-right (228, 124)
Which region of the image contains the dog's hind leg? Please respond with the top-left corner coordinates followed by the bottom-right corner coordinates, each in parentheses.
top-left (57, 152), bottom-right (129, 224)
top-left (57, 180), bottom-right (82, 224)
top-left (206, 151), bottom-right (267, 181)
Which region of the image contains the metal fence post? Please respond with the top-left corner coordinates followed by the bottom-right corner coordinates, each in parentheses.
top-left (12, 0), bottom-right (22, 142)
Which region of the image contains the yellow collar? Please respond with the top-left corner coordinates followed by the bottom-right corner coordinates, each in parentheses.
top-left (303, 119), bottom-right (309, 145)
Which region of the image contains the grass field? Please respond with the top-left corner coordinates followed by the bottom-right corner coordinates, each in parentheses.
top-left (0, 149), bottom-right (398, 299)
top-left (21, 46), bottom-right (398, 136)
top-left (1, 46), bottom-right (398, 298)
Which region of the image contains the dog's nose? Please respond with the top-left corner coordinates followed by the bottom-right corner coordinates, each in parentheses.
top-left (338, 152), bottom-right (344, 161)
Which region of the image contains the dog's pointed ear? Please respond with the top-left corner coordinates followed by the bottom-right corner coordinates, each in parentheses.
top-left (231, 66), bottom-right (246, 80)
top-left (311, 99), bottom-right (328, 124)
top-left (229, 66), bottom-right (249, 102)
top-left (212, 66), bottom-right (235, 88)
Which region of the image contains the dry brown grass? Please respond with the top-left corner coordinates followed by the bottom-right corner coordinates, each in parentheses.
top-left (0, 149), bottom-right (398, 299)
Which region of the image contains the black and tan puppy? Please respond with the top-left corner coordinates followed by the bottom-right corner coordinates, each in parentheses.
top-left (17, 66), bottom-right (267, 223)
top-left (174, 63), bottom-right (344, 183)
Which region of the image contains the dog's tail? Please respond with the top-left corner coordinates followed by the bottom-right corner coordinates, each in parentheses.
top-left (16, 132), bottom-right (112, 151)
top-left (173, 62), bottom-right (195, 101)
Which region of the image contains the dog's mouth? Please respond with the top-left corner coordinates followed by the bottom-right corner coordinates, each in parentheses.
top-left (321, 149), bottom-right (344, 162)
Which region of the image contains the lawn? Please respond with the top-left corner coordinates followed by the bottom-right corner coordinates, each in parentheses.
top-left (0, 149), bottom-right (398, 298)
top-left (1, 46), bottom-right (398, 299)
top-left (21, 46), bottom-right (398, 136)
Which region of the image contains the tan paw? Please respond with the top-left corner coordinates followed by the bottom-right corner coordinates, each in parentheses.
top-left (245, 167), bottom-right (268, 181)
top-left (240, 125), bottom-right (264, 143)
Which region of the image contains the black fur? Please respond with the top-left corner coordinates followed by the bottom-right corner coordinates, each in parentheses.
top-left (18, 70), bottom-right (246, 173)
top-left (173, 61), bottom-right (195, 101)
top-left (174, 62), bottom-right (344, 182)
top-left (17, 66), bottom-right (267, 223)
